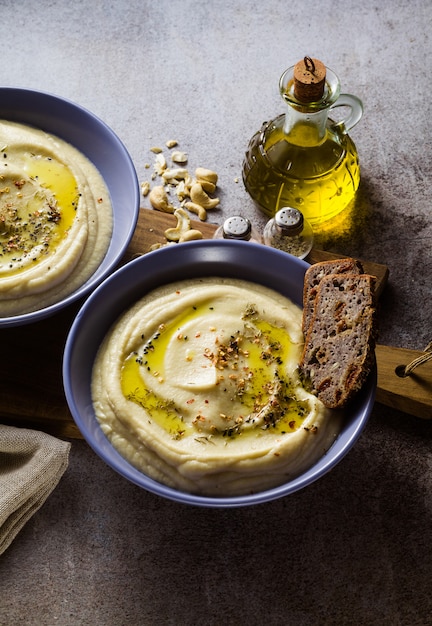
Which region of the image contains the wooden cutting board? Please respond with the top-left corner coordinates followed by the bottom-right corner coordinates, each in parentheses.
top-left (0, 207), bottom-right (421, 440)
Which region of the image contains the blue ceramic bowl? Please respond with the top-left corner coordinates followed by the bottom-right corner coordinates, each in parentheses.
top-left (0, 87), bottom-right (139, 327)
top-left (63, 241), bottom-right (376, 508)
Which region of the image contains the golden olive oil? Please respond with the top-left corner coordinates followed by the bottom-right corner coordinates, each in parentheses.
top-left (121, 300), bottom-right (308, 439)
top-left (242, 113), bottom-right (360, 225)
top-left (24, 154), bottom-right (79, 235)
top-left (0, 152), bottom-right (79, 276)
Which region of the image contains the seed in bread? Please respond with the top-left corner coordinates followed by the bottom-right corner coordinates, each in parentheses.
top-left (299, 272), bottom-right (376, 409)
top-left (302, 258), bottom-right (363, 335)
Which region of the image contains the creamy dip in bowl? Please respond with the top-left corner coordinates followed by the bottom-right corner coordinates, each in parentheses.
top-left (0, 88), bottom-right (139, 326)
top-left (63, 241), bottom-right (376, 507)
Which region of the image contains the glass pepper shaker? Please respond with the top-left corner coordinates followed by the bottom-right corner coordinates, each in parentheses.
top-left (263, 207), bottom-right (313, 259)
top-left (213, 216), bottom-right (262, 243)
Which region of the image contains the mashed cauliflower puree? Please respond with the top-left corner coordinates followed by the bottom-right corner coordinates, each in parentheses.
top-left (0, 120), bottom-right (112, 316)
top-left (92, 277), bottom-right (342, 496)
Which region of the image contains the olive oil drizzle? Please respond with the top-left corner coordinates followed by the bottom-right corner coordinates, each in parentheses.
top-left (0, 151), bottom-right (79, 276)
top-left (121, 298), bottom-right (312, 441)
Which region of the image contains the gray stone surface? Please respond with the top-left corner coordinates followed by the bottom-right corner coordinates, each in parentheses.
top-left (1, 0), bottom-right (432, 624)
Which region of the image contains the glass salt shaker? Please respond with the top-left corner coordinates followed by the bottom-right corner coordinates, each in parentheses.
top-left (263, 207), bottom-right (313, 259)
top-left (213, 216), bottom-right (262, 243)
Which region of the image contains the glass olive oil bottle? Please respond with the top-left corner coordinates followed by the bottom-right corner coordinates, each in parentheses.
top-left (243, 57), bottom-right (363, 227)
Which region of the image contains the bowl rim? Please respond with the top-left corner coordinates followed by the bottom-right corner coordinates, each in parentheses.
top-left (63, 240), bottom-right (376, 508)
top-left (0, 87), bottom-right (140, 327)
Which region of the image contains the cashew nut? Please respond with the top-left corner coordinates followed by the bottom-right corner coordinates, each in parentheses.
top-left (154, 153), bottom-right (167, 175)
top-left (149, 242), bottom-right (164, 251)
top-left (164, 208), bottom-right (191, 242)
top-left (197, 179), bottom-right (216, 194)
top-left (140, 181), bottom-right (150, 197)
top-left (184, 174), bottom-right (194, 193)
top-left (165, 139), bottom-right (178, 148)
top-left (184, 201), bottom-right (207, 221)
top-left (171, 151), bottom-right (188, 164)
top-left (179, 229), bottom-right (204, 242)
top-left (149, 185), bottom-right (174, 213)
top-left (161, 168), bottom-right (189, 183)
top-left (175, 180), bottom-right (189, 202)
top-left (149, 241), bottom-right (176, 251)
top-left (189, 182), bottom-right (220, 210)
top-left (195, 168), bottom-right (218, 185)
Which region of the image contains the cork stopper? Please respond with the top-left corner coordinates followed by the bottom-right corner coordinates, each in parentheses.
top-left (293, 56), bottom-right (326, 102)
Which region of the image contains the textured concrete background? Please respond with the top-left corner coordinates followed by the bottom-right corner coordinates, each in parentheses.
top-left (1, 1), bottom-right (432, 624)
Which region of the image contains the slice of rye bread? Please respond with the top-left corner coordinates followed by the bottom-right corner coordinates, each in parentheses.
top-left (299, 272), bottom-right (377, 409)
top-left (302, 258), bottom-right (364, 335)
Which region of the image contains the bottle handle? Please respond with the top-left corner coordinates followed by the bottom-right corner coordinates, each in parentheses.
top-left (329, 93), bottom-right (363, 134)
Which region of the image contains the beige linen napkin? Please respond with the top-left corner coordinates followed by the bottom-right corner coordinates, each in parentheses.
top-left (0, 424), bottom-right (71, 555)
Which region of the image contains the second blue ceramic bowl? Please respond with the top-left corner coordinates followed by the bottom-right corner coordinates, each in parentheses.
top-left (63, 240), bottom-right (376, 508)
top-left (0, 88), bottom-right (140, 326)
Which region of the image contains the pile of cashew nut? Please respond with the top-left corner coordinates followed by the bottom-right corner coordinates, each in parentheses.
top-left (141, 141), bottom-right (220, 249)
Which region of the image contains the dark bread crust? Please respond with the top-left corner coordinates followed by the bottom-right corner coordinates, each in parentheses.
top-left (302, 258), bottom-right (363, 336)
top-left (299, 272), bottom-right (377, 409)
